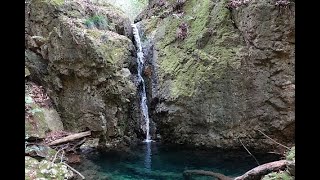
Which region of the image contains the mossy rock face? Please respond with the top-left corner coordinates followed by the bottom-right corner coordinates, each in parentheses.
top-left (139, 0), bottom-right (295, 150)
top-left (43, 108), bottom-right (64, 131)
top-left (25, 156), bottom-right (73, 180)
top-left (25, 100), bottom-right (49, 139)
top-left (25, 145), bottom-right (57, 160)
top-left (25, 0), bottom-right (141, 150)
top-left (27, 0), bottom-right (132, 41)
top-left (25, 82), bottom-right (64, 140)
top-left (286, 146), bottom-right (295, 176)
top-left (25, 105), bottom-right (64, 139)
top-left (85, 29), bottom-right (135, 65)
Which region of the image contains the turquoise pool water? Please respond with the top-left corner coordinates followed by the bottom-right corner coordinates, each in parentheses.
top-left (73, 142), bottom-right (281, 180)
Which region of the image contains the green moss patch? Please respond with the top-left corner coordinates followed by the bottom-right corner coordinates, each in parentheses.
top-left (86, 29), bottom-right (132, 65)
top-left (25, 102), bottom-right (49, 139)
top-left (262, 171), bottom-right (293, 180)
top-left (41, 0), bottom-right (64, 6)
top-left (286, 146), bottom-right (295, 161)
top-left (84, 15), bottom-right (109, 30)
top-left (152, 0), bottom-right (243, 98)
top-left (25, 156), bottom-right (73, 180)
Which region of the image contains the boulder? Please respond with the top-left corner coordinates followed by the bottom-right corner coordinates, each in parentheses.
top-left (25, 82), bottom-right (64, 140)
top-left (25, 156), bottom-right (73, 180)
top-left (25, 0), bottom-right (141, 148)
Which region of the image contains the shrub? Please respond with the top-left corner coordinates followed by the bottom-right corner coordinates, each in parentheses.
top-left (286, 146), bottom-right (295, 161)
top-left (84, 15), bottom-right (109, 30)
top-left (84, 19), bottom-right (94, 29)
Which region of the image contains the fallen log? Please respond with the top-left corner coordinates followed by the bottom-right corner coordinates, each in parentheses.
top-left (234, 160), bottom-right (287, 180)
top-left (183, 160), bottom-right (289, 180)
top-left (48, 131), bottom-right (91, 146)
top-left (183, 170), bottom-right (232, 180)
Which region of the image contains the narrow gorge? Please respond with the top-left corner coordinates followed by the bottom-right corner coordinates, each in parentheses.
top-left (25, 0), bottom-right (295, 179)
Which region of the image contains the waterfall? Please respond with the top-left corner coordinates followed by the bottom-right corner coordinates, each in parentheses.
top-left (132, 23), bottom-right (152, 143)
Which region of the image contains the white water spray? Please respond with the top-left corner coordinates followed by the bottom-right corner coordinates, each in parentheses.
top-left (132, 24), bottom-right (152, 143)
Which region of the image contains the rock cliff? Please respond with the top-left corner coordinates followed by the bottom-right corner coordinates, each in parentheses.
top-left (25, 0), bottom-right (142, 149)
top-left (137, 0), bottom-right (295, 151)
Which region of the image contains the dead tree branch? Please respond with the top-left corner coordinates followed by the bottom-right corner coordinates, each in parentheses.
top-left (257, 129), bottom-right (290, 150)
top-left (49, 146), bottom-right (67, 168)
top-left (239, 138), bottom-right (260, 165)
top-left (62, 162), bottom-right (85, 179)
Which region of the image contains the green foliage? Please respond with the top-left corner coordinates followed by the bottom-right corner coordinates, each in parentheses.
top-left (286, 146), bottom-right (295, 161)
top-left (262, 171), bottom-right (293, 180)
top-left (84, 19), bottom-right (94, 29)
top-left (84, 15), bottom-right (109, 30)
top-left (28, 107), bottom-right (43, 115)
top-left (45, 0), bottom-right (64, 6)
top-left (25, 96), bottom-right (34, 104)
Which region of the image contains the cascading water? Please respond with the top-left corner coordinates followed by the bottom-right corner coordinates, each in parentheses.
top-left (132, 23), bottom-right (152, 143)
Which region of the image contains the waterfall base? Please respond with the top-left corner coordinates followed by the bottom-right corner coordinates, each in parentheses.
top-left (143, 139), bottom-right (154, 143)
top-left (71, 143), bottom-right (282, 180)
